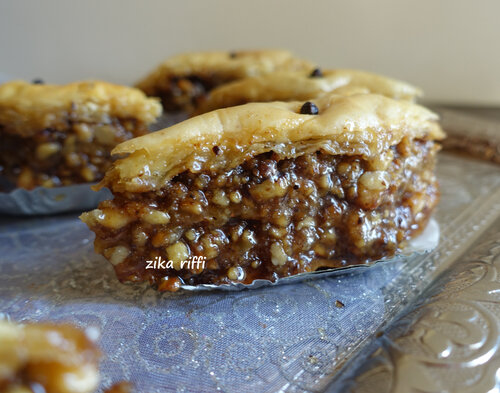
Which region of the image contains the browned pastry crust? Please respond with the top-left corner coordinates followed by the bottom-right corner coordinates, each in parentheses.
top-left (81, 90), bottom-right (445, 291)
top-left (0, 321), bottom-right (100, 393)
top-left (0, 80), bottom-right (162, 190)
top-left (194, 68), bottom-right (423, 115)
top-left (135, 49), bottom-right (314, 112)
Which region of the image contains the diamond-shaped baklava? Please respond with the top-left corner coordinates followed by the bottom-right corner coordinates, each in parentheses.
top-left (0, 81), bottom-right (162, 190)
top-left (135, 50), bottom-right (314, 113)
top-left (81, 90), bottom-right (445, 291)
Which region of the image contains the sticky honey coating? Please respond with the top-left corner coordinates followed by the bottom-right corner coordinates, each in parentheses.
top-left (0, 321), bottom-right (100, 393)
top-left (81, 136), bottom-right (440, 290)
top-left (0, 80), bottom-right (162, 190)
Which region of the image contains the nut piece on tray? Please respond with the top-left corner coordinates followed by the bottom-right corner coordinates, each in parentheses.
top-left (194, 68), bottom-right (423, 115)
top-left (80, 90), bottom-right (445, 291)
top-left (0, 81), bottom-right (162, 190)
top-left (135, 49), bottom-right (314, 113)
top-left (0, 320), bottom-right (100, 393)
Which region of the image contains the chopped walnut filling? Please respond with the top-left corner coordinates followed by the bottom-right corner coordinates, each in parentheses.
top-left (151, 74), bottom-right (231, 112)
top-left (0, 117), bottom-right (149, 190)
top-left (82, 136), bottom-right (440, 290)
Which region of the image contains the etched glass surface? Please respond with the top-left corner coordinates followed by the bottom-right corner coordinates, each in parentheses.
top-left (1, 149), bottom-right (499, 392)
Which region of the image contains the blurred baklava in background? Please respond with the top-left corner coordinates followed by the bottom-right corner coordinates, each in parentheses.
top-left (135, 49), bottom-right (314, 113)
top-left (0, 81), bottom-right (161, 190)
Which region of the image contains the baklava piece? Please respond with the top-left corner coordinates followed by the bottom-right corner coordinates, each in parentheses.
top-left (81, 91), bottom-right (445, 291)
top-left (0, 320), bottom-right (100, 393)
top-left (135, 49), bottom-right (314, 113)
top-left (0, 81), bottom-right (162, 190)
top-left (194, 68), bottom-right (422, 115)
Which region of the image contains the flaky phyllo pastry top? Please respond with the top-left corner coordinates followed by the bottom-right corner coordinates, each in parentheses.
top-left (98, 90), bottom-right (445, 193)
top-left (194, 68), bottom-right (423, 114)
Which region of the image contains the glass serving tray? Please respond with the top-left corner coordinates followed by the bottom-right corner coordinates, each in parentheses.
top-left (0, 111), bottom-right (499, 393)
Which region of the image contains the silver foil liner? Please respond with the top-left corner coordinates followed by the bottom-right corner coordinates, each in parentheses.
top-left (181, 218), bottom-right (440, 291)
top-left (0, 184), bottom-right (111, 215)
